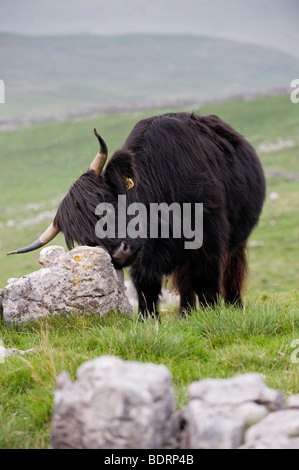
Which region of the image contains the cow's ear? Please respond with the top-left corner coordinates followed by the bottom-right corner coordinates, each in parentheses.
top-left (104, 149), bottom-right (138, 193)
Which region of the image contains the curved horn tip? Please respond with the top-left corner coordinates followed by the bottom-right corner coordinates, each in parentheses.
top-left (6, 222), bottom-right (59, 256)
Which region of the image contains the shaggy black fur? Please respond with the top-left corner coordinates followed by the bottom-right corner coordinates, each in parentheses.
top-left (54, 112), bottom-right (266, 318)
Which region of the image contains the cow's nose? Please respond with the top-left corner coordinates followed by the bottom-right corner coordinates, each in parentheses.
top-left (112, 241), bottom-right (133, 267)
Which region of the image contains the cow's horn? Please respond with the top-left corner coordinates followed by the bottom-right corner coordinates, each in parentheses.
top-left (89, 128), bottom-right (108, 175)
top-left (7, 221), bottom-right (59, 255)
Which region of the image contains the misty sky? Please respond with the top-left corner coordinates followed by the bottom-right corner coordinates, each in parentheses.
top-left (0, 0), bottom-right (298, 56)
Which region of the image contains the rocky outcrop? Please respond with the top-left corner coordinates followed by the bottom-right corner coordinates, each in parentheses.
top-left (50, 356), bottom-right (299, 450)
top-left (181, 373), bottom-right (284, 449)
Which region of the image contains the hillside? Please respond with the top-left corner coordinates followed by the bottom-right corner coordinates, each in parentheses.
top-left (0, 33), bottom-right (298, 121)
top-left (1, 0), bottom-right (299, 58)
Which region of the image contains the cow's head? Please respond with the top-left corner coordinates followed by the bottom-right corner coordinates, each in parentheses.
top-left (7, 129), bottom-right (140, 268)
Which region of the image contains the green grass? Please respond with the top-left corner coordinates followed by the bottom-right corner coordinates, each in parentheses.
top-left (0, 94), bottom-right (299, 448)
top-left (1, 294), bottom-right (299, 449)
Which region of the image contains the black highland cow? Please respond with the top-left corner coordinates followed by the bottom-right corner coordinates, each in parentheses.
top-left (8, 113), bottom-right (266, 318)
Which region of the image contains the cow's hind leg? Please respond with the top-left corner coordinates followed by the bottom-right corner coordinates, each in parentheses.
top-left (223, 241), bottom-right (248, 308)
top-left (172, 263), bottom-right (196, 317)
top-left (191, 249), bottom-right (224, 308)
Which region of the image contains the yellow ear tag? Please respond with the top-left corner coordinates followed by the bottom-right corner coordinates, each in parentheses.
top-left (124, 177), bottom-right (134, 190)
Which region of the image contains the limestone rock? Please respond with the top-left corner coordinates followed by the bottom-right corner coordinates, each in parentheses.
top-left (0, 345), bottom-right (37, 359)
top-left (242, 409), bottom-right (299, 449)
top-left (187, 373), bottom-right (284, 411)
top-left (182, 400), bottom-right (245, 449)
top-left (39, 245), bottom-right (66, 267)
top-left (287, 394), bottom-right (299, 409)
top-left (51, 355), bottom-right (179, 449)
top-left (181, 373), bottom-right (284, 449)
top-left (188, 372), bottom-right (283, 411)
top-left (2, 246), bottom-right (132, 323)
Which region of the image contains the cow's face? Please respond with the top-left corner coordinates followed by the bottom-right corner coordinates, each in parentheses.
top-left (53, 171), bottom-right (141, 268)
top-left (7, 128), bottom-right (142, 268)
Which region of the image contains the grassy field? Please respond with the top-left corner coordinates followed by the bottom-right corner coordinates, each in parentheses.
top-left (0, 94), bottom-right (299, 448)
top-left (1, 297), bottom-right (299, 449)
top-left (1, 94), bottom-right (298, 292)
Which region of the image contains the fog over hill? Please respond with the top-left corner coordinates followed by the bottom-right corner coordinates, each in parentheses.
top-left (0, 33), bottom-right (298, 122)
top-left (0, 0), bottom-right (298, 57)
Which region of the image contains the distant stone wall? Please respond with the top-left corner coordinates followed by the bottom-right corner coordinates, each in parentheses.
top-left (51, 356), bottom-right (299, 449)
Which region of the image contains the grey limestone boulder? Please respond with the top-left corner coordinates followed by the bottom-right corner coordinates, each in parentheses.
top-left (181, 373), bottom-right (284, 449)
top-left (241, 409), bottom-right (299, 449)
top-left (50, 355), bottom-right (179, 449)
top-left (187, 372), bottom-right (284, 411)
top-left (2, 245), bottom-right (132, 323)
top-left (287, 394), bottom-right (299, 409)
